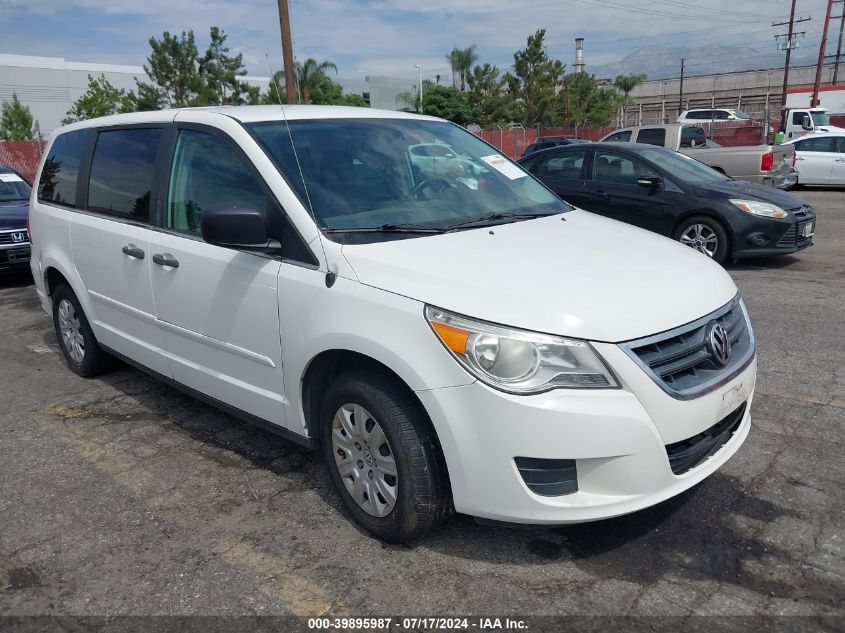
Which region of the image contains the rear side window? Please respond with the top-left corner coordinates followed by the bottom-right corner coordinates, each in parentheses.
top-left (167, 129), bottom-right (268, 235)
top-left (604, 131), bottom-right (632, 143)
top-left (38, 130), bottom-right (89, 207)
top-left (87, 128), bottom-right (162, 222)
top-left (534, 150), bottom-right (587, 179)
top-left (636, 128), bottom-right (667, 146)
top-left (796, 136), bottom-right (835, 152)
top-left (680, 127), bottom-right (707, 148)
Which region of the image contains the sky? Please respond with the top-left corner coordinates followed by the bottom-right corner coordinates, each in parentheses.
top-left (0, 0), bottom-right (834, 82)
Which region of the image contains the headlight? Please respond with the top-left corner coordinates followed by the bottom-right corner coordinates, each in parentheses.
top-left (425, 306), bottom-right (619, 394)
top-left (730, 199), bottom-right (788, 219)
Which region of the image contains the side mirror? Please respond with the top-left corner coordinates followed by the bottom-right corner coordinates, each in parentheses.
top-left (200, 207), bottom-right (279, 251)
top-left (802, 115), bottom-right (813, 130)
top-left (638, 176), bottom-right (663, 189)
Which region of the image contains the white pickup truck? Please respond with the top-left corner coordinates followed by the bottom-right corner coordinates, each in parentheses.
top-left (601, 124), bottom-right (798, 189)
top-left (781, 107), bottom-right (845, 141)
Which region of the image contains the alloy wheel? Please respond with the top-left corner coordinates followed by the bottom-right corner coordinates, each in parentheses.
top-left (680, 223), bottom-right (719, 258)
top-left (57, 298), bottom-right (85, 364)
top-left (331, 403), bottom-right (398, 518)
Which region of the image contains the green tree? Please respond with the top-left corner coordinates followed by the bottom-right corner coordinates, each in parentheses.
top-left (63, 74), bottom-right (135, 124)
top-left (505, 30), bottom-right (566, 126)
top-left (140, 30), bottom-right (203, 108)
top-left (613, 73), bottom-right (647, 104)
top-left (295, 58), bottom-right (338, 104)
top-left (197, 27), bottom-right (258, 105)
top-left (395, 80), bottom-right (435, 112)
top-left (560, 73), bottom-right (620, 127)
top-left (419, 86), bottom-right (475, 125)
top-left (466, 63), bottom-right (511, 126)
top-left (446, 45), bottom-right (478, 91)
top-left (0, 94), bottom-right (36, 140)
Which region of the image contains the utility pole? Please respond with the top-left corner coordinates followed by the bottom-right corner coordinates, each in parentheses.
top-left (773, 0), bottom-right (810, 106)
top-left (813, 0), bottom-right (835, 107)
top-left (678, 58), bottom-right (685, 116)
top-left (276, 0), bottom-right (297, 104)
top-left (832, 3), bottom-right (845, 83)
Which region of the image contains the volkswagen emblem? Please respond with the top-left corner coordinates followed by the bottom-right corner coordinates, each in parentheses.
top-left (706, 321), bottom-right (731, 366)
top-left (11, 232), bottom-right (25, 243)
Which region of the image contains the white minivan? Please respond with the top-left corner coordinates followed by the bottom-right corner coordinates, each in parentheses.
top-left (29, 106), bottom-right (756, 542)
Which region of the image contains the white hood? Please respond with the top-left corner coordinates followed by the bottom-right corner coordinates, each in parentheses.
top-left (340, 210), bottom-right (738, 343)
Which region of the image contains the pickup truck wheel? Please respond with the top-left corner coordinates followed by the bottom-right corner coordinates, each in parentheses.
top-left (674, 216), bottom-right (729, 264)
top-left (320, 370), bottom-right (451, 543)
top-left (52, 284), bottom-right (115, 377)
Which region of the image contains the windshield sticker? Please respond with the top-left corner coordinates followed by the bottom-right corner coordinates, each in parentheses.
top-left (0, 173), bottom-right (24, 183)
top-left (480, 155), bottom-right (527, 180)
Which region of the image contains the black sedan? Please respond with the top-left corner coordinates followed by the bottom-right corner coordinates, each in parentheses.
top-left (518, 143), bottom-right (816, 264)
top-left (521, 137), bottom-right (589, 158)
top-left (0, 166), bottom-right (31, 272)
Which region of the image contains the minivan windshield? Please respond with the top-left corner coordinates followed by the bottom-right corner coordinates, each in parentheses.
top-left (248, 118), bottom-right (568, 238)
top-left (638, 147), bottom-right (730, 183)
top-left (0, 176), bottom-right (32, 202)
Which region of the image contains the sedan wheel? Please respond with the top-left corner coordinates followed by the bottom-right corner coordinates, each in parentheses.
top-left (331, 403), bottom-right (398, 518)
top-left (680, 223), bottom-right (719, 258)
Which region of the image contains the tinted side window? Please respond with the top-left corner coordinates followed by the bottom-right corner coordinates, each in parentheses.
top-left (594, 152), bottom-right (658, 185)
top-left (797, 136), bottom-right (835, 152)
top-left (604, 131), bottom-right (632, 142)
top-left (636, 128), bottom-right (667, 146)
top-left (535, 150), bottom-right (587, 179)
top-left (167, 129), bottom-right (268, 235)
top-left (37, 130), bottom-right (89, 207)
top-left (88, 128), bottom-right (162, 222)
top-left (792, 112), bottom-right (806, 125)
top-left (680, 127), bottom-right (707, 148)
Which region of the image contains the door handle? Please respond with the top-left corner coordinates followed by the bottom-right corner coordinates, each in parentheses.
top-left (796, 157), bottom-right (805, 161)
top-left (152, 253), bottom-right (179, 268)
top-left (122, 244), bottom-right (145, 259)
top-left (835, 158), bottom-right (845, 162)
top-left (595, 190), bottom-right (609, 198)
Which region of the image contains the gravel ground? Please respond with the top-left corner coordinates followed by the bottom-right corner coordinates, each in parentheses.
top-left (0, 190), bottom-right (842, 624)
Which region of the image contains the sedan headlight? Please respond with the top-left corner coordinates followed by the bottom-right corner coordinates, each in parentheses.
top-left (425, 306), bottom-right (619, 394)
top-left (730, 199), bottom-right (788, 219)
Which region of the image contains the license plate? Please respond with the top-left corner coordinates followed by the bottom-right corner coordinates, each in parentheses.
top-left (802, 222), bottom-right (814, 238)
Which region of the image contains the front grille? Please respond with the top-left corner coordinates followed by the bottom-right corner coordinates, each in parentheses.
top-left (0, 229), bottom-right (28, 245)
top-left (514, 457), bottom-right (578, 496)
top-left (619, 296), bottom-right (755, 400)
top-left (665, 402), bottom-right (746, 475)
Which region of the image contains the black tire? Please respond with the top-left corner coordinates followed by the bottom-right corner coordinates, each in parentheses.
top-left (320, 370), bottom-right (451, 543)
top-left (673, 215), bottom-right (730, 265)
top-left (51, 283), bottom-right (115, 377)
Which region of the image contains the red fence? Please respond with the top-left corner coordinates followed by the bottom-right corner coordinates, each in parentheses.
top-left (0, 141), bottom-right (43, 183)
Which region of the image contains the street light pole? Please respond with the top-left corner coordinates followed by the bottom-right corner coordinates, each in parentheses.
top-left (415, 64), bottom-right (423, 114)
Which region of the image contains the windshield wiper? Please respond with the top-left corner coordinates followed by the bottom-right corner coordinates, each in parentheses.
top-left (324, 223), bottom-right (446, 234)
top-left (443, 211), bottom-right (560, 231)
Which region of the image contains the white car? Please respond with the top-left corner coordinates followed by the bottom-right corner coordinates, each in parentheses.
top-left (29, 106), bottom-right (757, 542)
top-left (783, 133), bottom-right (845, 186)
top-left (677, 108), bottom-right (751, 123)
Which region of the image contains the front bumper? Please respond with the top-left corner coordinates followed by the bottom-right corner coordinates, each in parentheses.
top-left (732, 207), bottom-right (816, 258)
top-left (0, 242), bottom-right (31, 270)
top-left (416, 350), bottom-right (756, 525)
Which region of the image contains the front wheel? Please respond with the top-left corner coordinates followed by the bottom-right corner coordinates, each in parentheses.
top-left (320, 371), bottom-right (451, 542)
top-left (674, 216), bottom-right (730, 264)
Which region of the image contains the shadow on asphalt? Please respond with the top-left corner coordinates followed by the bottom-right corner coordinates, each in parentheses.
top-left (727, 255), bottom-right (800, 271)
top-left (0, 268), bottom-right (34, 289)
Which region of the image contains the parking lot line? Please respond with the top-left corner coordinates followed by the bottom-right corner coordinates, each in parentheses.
top-left (38, 407), bottom-right (342, 618)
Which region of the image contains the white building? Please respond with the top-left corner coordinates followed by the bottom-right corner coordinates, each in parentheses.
top-left (0, 53), bottom-right (416, 134)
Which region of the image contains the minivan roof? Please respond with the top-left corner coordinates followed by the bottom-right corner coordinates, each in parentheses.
top-left (53, 104), bottom-right (440, 136)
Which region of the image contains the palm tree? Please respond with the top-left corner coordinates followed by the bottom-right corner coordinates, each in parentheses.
top-left (295, 58), bottom-right (338, 104)
top-left (446, 46), bottom-right (478, 92)
top-left (613, 73), bottom-right (647, 103)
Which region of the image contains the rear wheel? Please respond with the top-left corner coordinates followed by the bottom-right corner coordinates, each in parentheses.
top-left (674, 216), bottom-right (730, 264)
top-left (320, 370), bottom-right (451, 542)
top-left (52, 284), bottom-right (115, 377)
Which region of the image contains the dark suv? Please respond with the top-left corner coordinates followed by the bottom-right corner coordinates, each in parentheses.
top-left (521, 136), bottom-right (588, 158)
top-left (0, 166), bottom-right (31, 272)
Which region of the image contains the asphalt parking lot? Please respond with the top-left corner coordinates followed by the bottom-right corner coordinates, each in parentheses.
top-left (0, 191), bottom-right (843, 623)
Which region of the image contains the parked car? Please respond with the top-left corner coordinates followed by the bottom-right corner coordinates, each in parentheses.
top-left (780, 106), bottom-right (845, 141)
top-left (677, 108), bottom-right (751, 122)
top-left (30, 106), bottom-right (756, 542)
top-left (522, 136), bottom-right (588, 157)
top-left (519, 142), bottom-right (815, 264)
top-left (0, 165), bottom-right (32, 273)
top-left (782, 133), bottom-right (845, 186)
top-left (600, 123), bottom-right (798, 189)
